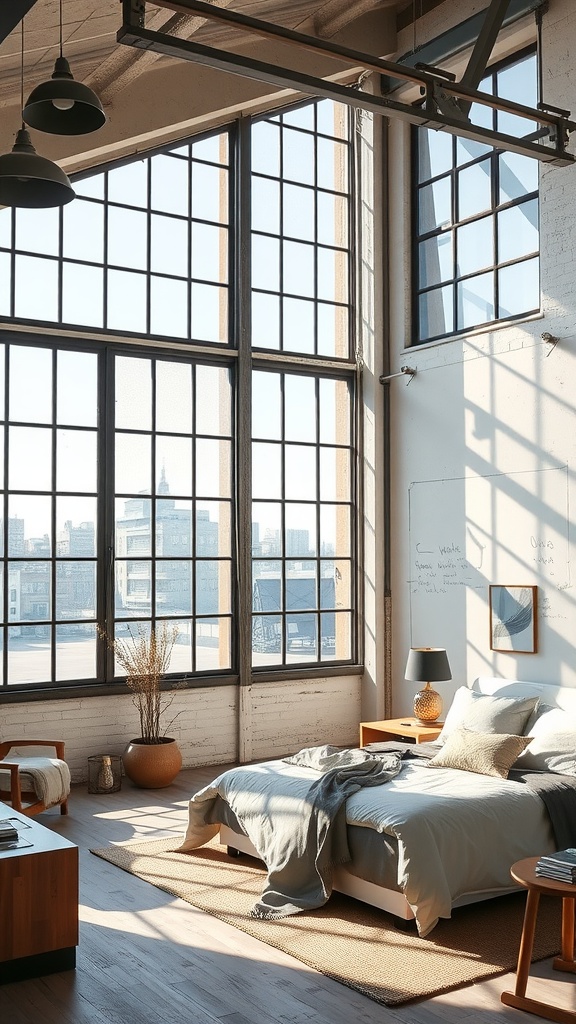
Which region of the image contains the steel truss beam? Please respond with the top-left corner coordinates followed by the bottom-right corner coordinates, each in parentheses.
top-left (118, 0), bottom-right (575, 165)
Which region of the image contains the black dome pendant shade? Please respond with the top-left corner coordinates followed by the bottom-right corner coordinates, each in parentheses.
top-left (0, 127), bottom-right (75, 208)
top-left (22, 55), bottom-right (106, 136)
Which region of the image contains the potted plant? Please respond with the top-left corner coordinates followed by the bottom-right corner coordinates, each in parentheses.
top-left (100, 622), bottom-right (183, 789)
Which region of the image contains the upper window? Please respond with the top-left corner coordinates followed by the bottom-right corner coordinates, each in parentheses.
top-left (414, 49), bottom-right (539, 344)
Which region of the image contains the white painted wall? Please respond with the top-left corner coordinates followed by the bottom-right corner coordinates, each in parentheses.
top-left (388, 0), bottom-right (576, 717)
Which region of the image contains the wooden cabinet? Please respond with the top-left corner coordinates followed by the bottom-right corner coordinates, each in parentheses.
top-left (360, 717), bottom-right (443, 747)
top-left (0, 804), bottom-right (78, 983)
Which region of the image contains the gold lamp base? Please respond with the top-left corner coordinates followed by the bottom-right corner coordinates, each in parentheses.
top-left (413, 682), bottom-right (442, 723)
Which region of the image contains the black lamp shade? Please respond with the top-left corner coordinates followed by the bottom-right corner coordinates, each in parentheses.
top-left (0, 128), bottom-right (75, 208)
top-left (22, 56), bottom-right (106, 136)
top-left (405, 647), bottom-right (452, 683)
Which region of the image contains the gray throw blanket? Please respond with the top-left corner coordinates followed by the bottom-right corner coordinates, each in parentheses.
top-left (178, 744), bottom-right (401, 920)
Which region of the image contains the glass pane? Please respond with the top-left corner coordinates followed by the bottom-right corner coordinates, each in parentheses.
top-left (283, 184), bottom-right (314, 241)
top-left (107, 206), bottom-right (147, 269)
top-left (317, 191), bottom-right (348, 248)
top-left (195, 365), bottom-right (232, 436)
top-left (155, 435), bottom-right (192, 495)
top-left (0, 252), bottom-right (11, 316)
top-left (150, 276), bottom-right (188, 338)
top-left (56, 497), bottom-right (97, 555)
top-left (150, 214), bottom-right (188, 276)
top-left (320, 447), bottom-right (350, 502)
top-left (286, 614), bottom-right (317, 661)
top-left (320, 504), bottom-right (351, 557)
top-left (419, 128), bottom-right (452, 182)
top-left (116, 356), bottom-right (151, 430)
top-left (197, 500), bottom-right (231, 558)
top-left (14, 255), bottom-right (58, 322)
top-left (283, 105), bottom-right (315, 130)
top-left (115, 434), bottom-right (152, 494)
top-left (252, 502), bottom-right (281, 556)
top-left (10, 345), bottom-right (52, 424)
top-left (456, 136), bottom-right (491, 166)
top-left (57, 429), bottom-right (97, 492)
top-left (252, 176), bottom-right (280, 234)
top-left (322, 611), bottom-right (350, 661)
top-left (285, 375), bottom-right (316, 442)
top-left (317, 138), bottom-right (348, 192)
top-left (19, 561), bottom-right (51, 618)
top-left (317, 247), bottom-right (348, 303)
top-left (252, 441), bottom-right (281, 499)
top-left (457, 271), bottom-right (495, 330)
top-left (286, 565), bottom-right (316, 611)
top-left (107, 269), bottom-right (147, 333)
top-left (283, 297), bottom-right (315, 354)
top-left (56, 561), bottom-right (96, 619)
top-left (156, 361), bottom-right (193, 434)
top-left (191, 162), bottom-right (228, 223)
top-left (456, 216), bottom-right (494, 276)
top-left (252, 292), bottom-right (280, 349)
top-left (8, 496), bottom-right (51, 554)
top-left (498, 199), bottom-right (539, 263)
top-left (108, 160), bottom-right (148, 207)
top-left (63, 199), bottom-right (104, 262)
top-left (499, 152), bottom-right (538, 203)
top-left (253, 563), bottom-right (282, 609)
top-left (285, 503), bottom-right (316, 556)
top-left (317, 303), bottom-right (348, 358)
top-left (116, 497), bottom-right (151, 557)
top-left (191, 223), bottom-right (228, 283)
top-left (115, 561), bottom-right (151, 617)
top-left (419, 285), bottom-right (453, 341)
top-left (156, 560), bottom-right (192, 615)
top-left (252, 613), bottom-right (282, 664)
top-left (329, 558), bottom-right (351, 608)
top-left (285, 445), bottom-right (316, 500)
top-left (8, 627), bottom-right (51, 686)
top-left (196, 438), bottom-right (231, 498)
top-left (74, 174), bottom-right (105, 200)
top-left (151, 154), bottom-right (189, 216)
top-left (497, 55), bottom-right (537, 137)
top-left (170, 621), bottom-right (192, 676)
top-left (498, 257), bottom-right (539, 318)
top-left (320, 378), bottom-right (350, 445)
top-left (251, 120), bottom-right (281, 177)
top-left (251, 234), bottom-right (280, 291)
top-left (283, 240), bottom-right (314, 297)
top-left (190, 283), bottom-right (228, 343)
top-left (0, 206), bottom-right (12, 248)
top-left (196, 560), bottom-right (231, 615)
top-left (316, 100), bottom-right (348, 140)
top-left (9, 426), bottom-right (52, 490)
top-left (418, 178), bottom-right (451, 234)
top-left (458, 159), bottom-right (492, 220)
top-left (283, 129), bottom-right (314, 185)
top-left (15, 206), bottom-right (59, 256)
top-left (419, 233), bottom-right (452, 289)
top-left (62, 263), bottom-right (104, 328)
top-left (191, 133), bottom-right (228, 163)
top-left (158, 498), bottom-right (192, 556)
top-left (56, 624), bottom-right (96, 681)
top-left (196, 617), bottom-right (231, 671)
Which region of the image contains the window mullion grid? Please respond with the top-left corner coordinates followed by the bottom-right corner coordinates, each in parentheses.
top-left (1, 344), bottom-right (8, 688)
top-left (191, 364), bottom-right (197, 672)
top-left (146, 157), bottom-right (152, 337)
top-left (100, 347), bottom-right (116, 683)
top-left (151, 358), bottom-right (157, 633)
top-left (50, 345), bottom-right (58, 684)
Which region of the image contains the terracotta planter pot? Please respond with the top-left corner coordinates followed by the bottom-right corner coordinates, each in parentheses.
top-left (122, 737), bottom-right (182, 789)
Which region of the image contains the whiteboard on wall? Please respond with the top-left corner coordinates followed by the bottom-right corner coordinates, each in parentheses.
top-left (407, 467), bottom-right (570, 646)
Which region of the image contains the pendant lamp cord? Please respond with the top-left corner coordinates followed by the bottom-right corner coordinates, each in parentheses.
top-left (20, 19), bottom-right (25, 129)
top-left (59, 0), bottom-right (64, 59)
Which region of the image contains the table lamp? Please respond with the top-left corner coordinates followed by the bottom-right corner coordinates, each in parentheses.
top-left (405, 647), bottom-right (451, 723)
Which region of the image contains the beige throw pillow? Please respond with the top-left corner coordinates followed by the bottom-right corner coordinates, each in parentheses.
top-left (428, 726), bottom-right (531, 779)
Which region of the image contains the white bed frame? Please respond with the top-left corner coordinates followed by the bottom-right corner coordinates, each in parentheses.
top-left (220, 676), bottom-right (576, 923)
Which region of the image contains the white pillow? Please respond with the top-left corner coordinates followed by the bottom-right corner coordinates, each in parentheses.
top-left (438, 686), bottom-right (539, 745)
top-left (516, 705), bottom-right (576, 775)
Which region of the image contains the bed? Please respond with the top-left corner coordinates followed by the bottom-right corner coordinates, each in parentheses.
top-left (179, 677), bottom-right (576, 936)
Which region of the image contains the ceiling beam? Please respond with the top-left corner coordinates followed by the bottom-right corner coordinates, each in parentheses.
top-left (0, 0), bottom-right (39, 46)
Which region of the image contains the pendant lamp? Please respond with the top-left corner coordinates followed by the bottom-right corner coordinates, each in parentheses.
top-left (22, 0), bottom-right (106, 136)
top-left (0, 21), bottom-right (75, 209)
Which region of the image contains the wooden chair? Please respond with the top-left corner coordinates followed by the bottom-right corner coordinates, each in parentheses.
top-left (0, 740), bottom-right (70, 816)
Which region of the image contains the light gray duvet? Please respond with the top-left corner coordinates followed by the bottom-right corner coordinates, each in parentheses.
top-left (179, 752), bottom-right (556, 936)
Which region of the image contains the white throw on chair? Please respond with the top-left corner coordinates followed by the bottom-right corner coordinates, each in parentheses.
top-left (0, 739), bottom-right (71, 816)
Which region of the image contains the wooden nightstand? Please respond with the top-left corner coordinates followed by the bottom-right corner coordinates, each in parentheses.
top-left (359, 717), bottom-right (444, 746)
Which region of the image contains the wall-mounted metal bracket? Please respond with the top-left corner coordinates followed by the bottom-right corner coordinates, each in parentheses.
top-left (542, 331), bottom-right (559, 355)
top-left (379, 366), bottom-right (416, 385)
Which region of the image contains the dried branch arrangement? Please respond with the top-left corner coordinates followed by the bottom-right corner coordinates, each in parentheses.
top-left (99, 622), bottom-right (181, 744)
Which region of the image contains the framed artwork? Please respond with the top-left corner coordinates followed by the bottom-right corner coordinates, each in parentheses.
top-left (489, 585), bottom-right (537, 653)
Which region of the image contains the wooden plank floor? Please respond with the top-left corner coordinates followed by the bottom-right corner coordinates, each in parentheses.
top-left (1, 765), bottom-right (576, 1024)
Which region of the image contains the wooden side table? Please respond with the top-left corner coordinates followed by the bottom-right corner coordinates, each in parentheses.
top-left (501, 856), bottom-right (576, 1023)
top-left (359, 717), bottom-right (443, 747)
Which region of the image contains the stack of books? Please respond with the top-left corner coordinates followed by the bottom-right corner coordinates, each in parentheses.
top-left (536, 848), bottom-right (576, 882)
top-left (0, 819), bottom-right (18, 846)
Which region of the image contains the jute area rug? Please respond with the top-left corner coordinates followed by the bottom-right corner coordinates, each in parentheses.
top-left (91, 836), bottom-right (561, 1007)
